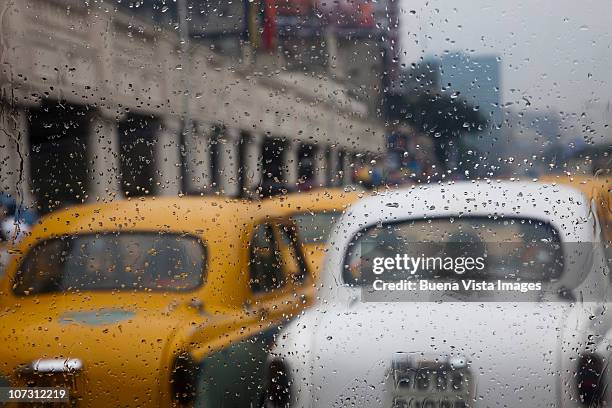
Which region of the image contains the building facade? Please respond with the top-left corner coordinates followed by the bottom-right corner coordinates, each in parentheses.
top-left (0, 0), bottom-right (385, 213)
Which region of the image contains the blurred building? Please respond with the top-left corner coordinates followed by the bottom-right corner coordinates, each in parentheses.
top-left (136, 0), bottom-right (402, 117)
top-left (500, 105), bottom-right (611, 177)
top-left (499, 109), bottom-right (565, 177)
top-left (0, 0), bottom-right (386, 213)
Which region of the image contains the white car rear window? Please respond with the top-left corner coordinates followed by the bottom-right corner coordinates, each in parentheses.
top-left (344, 217), bottom-right (563, 286)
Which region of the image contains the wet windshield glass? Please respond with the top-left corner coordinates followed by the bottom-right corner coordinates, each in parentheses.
top-left (0, 0), bottom-right (609, 406)
top-left (14, 233), bottom-right (206, 294)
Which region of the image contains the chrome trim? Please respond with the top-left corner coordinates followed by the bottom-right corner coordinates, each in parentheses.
top-left (448, 356), bottom-right (467, 370)
top-left (390, 353), bottom-right (473, 407)
top-left (23, 358), bottom-right (83, 374)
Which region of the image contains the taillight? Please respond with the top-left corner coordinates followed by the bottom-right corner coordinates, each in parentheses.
top-left (577, 353), bottom-right (605, 406)
top-left (263, 358), bottom-right (292, 408)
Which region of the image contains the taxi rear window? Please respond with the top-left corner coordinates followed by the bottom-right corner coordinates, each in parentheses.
top-left (13, 232), bottom-right (206, 295)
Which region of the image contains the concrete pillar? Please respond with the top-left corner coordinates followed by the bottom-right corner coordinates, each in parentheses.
top-left (184, 122), bottom-right (212, 194)
top-left (156, 117), bottom-right (181, 196)
top-left (0, 106), bottom-right (34, 208)
top-left (326, 29), bottom-right (343, 80)
top-left (340, 150), bottom-right (352, 185)
top-left (87, 112), bottom-right (121, 203)
top-left (344, 151), bottom-right (357, 184)
top-left (313, 145), bottom-right (327, 188)
top-left (327, 146), bottom-right (342, 187)
top-left (283, 139), bottom-right (299, 191)
top-left (217, 127), bottom-right (240, 197)
top-left (89, 8), bottom-right (113, 97)
top-left (243, 132), bottom-right (263, 196)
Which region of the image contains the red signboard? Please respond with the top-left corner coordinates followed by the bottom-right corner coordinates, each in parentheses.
top-left (314, 0), bottom-right (376, 28)
top-left (275, 0), bottom-right (313, 16)
top-left (272, 0), bottom-right (376, 28)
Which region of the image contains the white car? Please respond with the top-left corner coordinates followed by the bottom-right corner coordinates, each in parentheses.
top-left (264, 182), bottom-right (611, 408)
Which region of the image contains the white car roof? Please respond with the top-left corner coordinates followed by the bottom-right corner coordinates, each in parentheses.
top-left (321, 181), bottom-right (601, 296)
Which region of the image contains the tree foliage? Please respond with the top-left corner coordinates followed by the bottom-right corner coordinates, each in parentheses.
top-left (386, 92), bottom-right (488, 170)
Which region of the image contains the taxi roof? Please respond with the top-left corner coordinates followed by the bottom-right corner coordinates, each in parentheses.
top-left (24, 196), bottom-right (269, 243)
top-left (261, 187), bottom-right (365, 215)
top-left (336, 181), bottom-right (597, 242)
top-left (1, 197), bottom-right (271, 305)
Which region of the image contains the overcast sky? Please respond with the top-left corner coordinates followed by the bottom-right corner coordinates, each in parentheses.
top-left (399, 0), bottom-right (612, 117)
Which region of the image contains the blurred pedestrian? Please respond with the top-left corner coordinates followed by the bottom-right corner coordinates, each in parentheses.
top-left (0, 202), bottom-right (11, 278)
top-left (0, 195), bottom-right (36, 278)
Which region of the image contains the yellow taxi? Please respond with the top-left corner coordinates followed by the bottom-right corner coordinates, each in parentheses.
top-left (262, 188), bottom-right (364, 280)
top-left (538, 175), bottom-right (611, 241)
top-left (0, 197), bottom-right (312, 407)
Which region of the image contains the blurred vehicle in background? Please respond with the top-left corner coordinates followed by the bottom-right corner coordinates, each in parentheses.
top-left (539, 175), bottom-right (611, 242)
top-left (265, 182), bottom-right (611, 407)
top-left (0, 197), bottom-right (312, 407)
top-left (262, 188), bottom-right (364, 280)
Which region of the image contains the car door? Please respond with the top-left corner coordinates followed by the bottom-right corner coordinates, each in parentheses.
top-left (191, 219), bottom-right (310, 408)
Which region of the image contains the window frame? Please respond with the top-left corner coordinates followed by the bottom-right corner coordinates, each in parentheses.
top-left (248, 219), bottom-right (310, 295)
